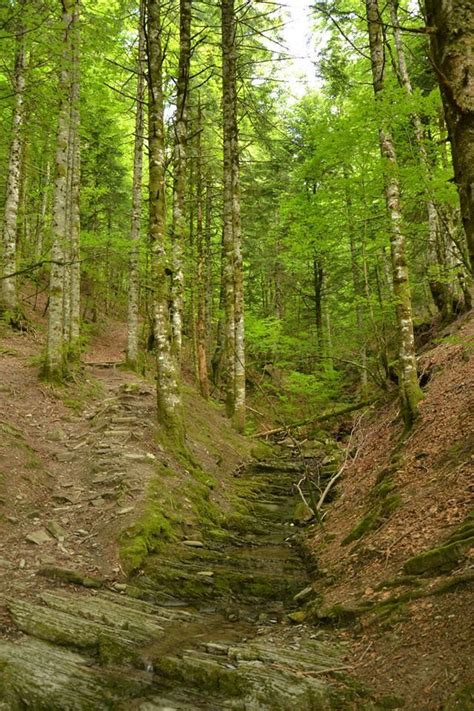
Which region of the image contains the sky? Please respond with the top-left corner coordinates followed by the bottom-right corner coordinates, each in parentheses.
top-left (280, 0), bottom-right (322, 98)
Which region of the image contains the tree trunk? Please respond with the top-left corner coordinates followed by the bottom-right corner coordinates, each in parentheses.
top-left (147, 0), bottom-right (184, 438)
top-left (1, 9), bottom-right (26, 319)
top-left (366, 0), bottom-right (423, 427)
top-left (221, 0), bottom-right (245, 432)
top-left (126, 0), bottom-right (145, 369)
top-left (195, 99), bottom-right (209, 399)
top-left (390, 0), bottom-right (454, 317)
top-left (313, 255), bottom-right (324, 359)
top-left (170, 0), bottom-right (192, 360)
top-left (44, 0), bottom-right (75, 380)
top-left (69, 0), bottom-right (81, 350)
top-left (424, 0), bottom-right (474, 274)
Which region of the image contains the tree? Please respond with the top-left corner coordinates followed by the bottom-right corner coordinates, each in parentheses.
top-left (221, 0), bottom-right (245, 432)
top-left (44, 0), bottom-right (78, 380)
top-left (147, 0), bottom-right (184, 438)
top-left (365, 0), bottom-right (423, 427)
top-left (1, 2), bottom-right (26, 321)
top-left (425, 0), bottom-right (474, 274)
top-left (126, 0), bottom-right (145, 369)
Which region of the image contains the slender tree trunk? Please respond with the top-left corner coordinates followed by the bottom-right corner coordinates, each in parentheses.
top-left (424, 0), bottom-right (474, 274)
top-left (195, 99), bottom-right (209, 399)
top-left (69, 0), bottom-right (81, 349)
top-left (1, 10), bottom-right (26, 318)
top-left (44, 0), bottom-right (75, 380)
top-left (313, 255), bottom-right (324, 359)
top-left (147, 0), bottom-right (183, 438)
top-left (126, 0), bottom-right (145, 369)
top-left (344, 168), bottom-right (368, 392)
top-left (366, 0), bottom-right (423, 427)
top-left (170, 0), bottom-right (192, 359)
top-left (390, 0), bottom-right (454, 317)
top-left (221, 0), bottom-right (245, 432)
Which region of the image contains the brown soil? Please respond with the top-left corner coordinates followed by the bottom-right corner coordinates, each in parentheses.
top-left (306, 310), bottom-right (474, 709)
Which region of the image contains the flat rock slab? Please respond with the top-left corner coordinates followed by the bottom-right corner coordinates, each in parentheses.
top-left (25, 530), bottom-right (53, 546)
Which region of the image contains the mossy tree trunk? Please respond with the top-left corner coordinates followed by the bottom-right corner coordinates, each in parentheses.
top-left (147, 0), bottom-right (184, 439)
top-left (1, 6), bottom-right (26, 320)
top-left (366, 0), bottom-right (423, 428)
top-left (44, 0), bottom-right (76, 381)
top-left (196, 97), bottom-right (210, 399)
top-left (170, 0), bottom-right (192, 360)
top-left (126, 0), bottom-right (145, 370)
top-left (390, 0), bottom-right (456, 318)
top-left (424, 0), bottom-right (474, 275)
top-left (221, 0), bottom-right (245, 432)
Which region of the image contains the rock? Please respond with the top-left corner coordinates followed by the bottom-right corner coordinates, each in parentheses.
top-left (46, 428), bottom-right (67, 442)
top-left (117, 507), bottom-right (134, 515)
top-left (287, 610), bottom-right (307, 624)
top-left (196, 571), bottom-right (214, 577)
top-left (26, 530), bottom-right (53, 546)
top-left (0, 558), bottom-right (12, 568)
top-left (55, 452), bottom-right (76, 463)
top-left (112, 583), bottom-right (127, 592)
top-left (293, 585), bottom-right (313, 603)
top-left (46, 520), bottom-right (67, 543)
top-left (293, 501), bottom-right (314, 524)
top-left (38, 566), bottom-right (104, 589)
top-left (182, 540), bottom-right (204, 548)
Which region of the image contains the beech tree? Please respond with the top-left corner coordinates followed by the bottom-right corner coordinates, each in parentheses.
top-left (1, 4), bottom-right (26, 320)
top-left (365, 0), bottom-right (423, 426)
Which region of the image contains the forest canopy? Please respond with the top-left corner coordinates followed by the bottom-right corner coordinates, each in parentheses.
top-left (0, 0), bottom-right (473, 434)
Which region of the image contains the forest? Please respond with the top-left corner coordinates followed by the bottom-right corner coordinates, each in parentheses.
top-left (0, 0), bottom-right (472, 709)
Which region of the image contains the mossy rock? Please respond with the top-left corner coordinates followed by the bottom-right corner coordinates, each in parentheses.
top-left (38, 566), bottom-right (104, 589)
top-left (250, 441), bottom-right (274, 461)
top-left (403, 538), bottom-right (474, 575)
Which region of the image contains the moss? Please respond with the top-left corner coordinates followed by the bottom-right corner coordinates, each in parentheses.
top-left (445, 683), bottom-right (474, 711)
top-left (342, 495), bottom-right (402, 546)
top-left (342, 510), bottom-right (380, 545)
top-left (250, 441), bottom-right (273, 461)
top-left (375, 694), bottom-right (405, 709)
top-left (120, 509), bottom-right (178, 574)
top-left (403, 538), bottom-right (474, 575)
top-left (38, 567), bottom-right (104, 589)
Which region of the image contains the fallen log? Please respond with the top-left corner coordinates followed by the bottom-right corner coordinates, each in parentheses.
top-left (252, 399), bottom-right (378, 439)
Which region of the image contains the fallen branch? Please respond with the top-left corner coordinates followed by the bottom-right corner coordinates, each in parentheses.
top-left (252, 399), bottom-right (377, 438)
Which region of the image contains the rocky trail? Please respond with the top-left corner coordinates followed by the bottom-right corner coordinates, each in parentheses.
top-left (0, 334), bottom-right (357, 709)
top-left (0, 416), bottom-right (348, 708)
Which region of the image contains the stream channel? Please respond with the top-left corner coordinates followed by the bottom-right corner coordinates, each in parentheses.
top-left (0, 460), bottom-right (352, 710)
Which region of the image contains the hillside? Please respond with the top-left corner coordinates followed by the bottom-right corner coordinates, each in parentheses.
top-left (298, 310), bottom-right (474, 709)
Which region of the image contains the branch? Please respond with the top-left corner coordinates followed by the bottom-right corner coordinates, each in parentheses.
top-left (252, 399), bottom-right (378, 438)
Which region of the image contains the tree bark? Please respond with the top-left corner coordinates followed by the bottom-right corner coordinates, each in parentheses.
top-left (221, 0), bottom-right (245, 432)
top-left (1, 8), bottom-right (26, 318)
top-left (126, 0), bottom-right (145, 369)
top-left (366, 0), bottom-right (423, 427)
top-left (170, 0), bottom-right (192, 360)
top-left (147, 0), bottom-right (184, 438)
top-left (390, 0), bottom-right (455, 317)
top-left (195, 98), bottom-right (209, 399)
top-left (69, 0), bottom-right (81, 350)
top-left (424, 0), bottom-right (474, 274)
top-left (44, 0), bottom-right (75, 380)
